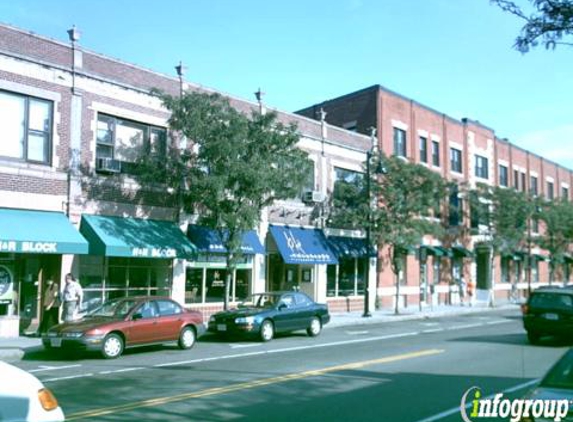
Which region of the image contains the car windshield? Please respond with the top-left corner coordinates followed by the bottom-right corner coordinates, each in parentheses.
top-left (242, 294), bottom-right (280, 309)
top-left (88, 298), bottom-right (139, 318)
top-left (530, 293), bottom-right (573, 310)
top-left (540, 350), bottom-right (573, 390)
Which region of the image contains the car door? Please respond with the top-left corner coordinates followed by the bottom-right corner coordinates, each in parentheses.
top-left (154, 299), bottom-right (185, 341)
top-left (294, 293), bottom-right (314, 329)
top-left (273, 294), bottom-right (299, 333)
top-left (126, 300), bottom-right (159, 345)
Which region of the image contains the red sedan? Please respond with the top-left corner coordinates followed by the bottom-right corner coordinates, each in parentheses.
top-left (42, 296), bottom-right (204, 359)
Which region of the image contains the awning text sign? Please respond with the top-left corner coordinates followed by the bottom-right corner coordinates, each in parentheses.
top-left (0, 240), bottom-right (59, 254)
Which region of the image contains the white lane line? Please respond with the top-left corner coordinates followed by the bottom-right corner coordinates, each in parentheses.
top-left (230, 343), bottom-right (263, 349)
top-left (446, 323), bottom-right (483, 331)
top-left (43, 373), bottom-right (94, 382)
top-left (98, 367), bottom-right (143, 375)
top-left (422, 329), bottom-right (444, 334)
top-left (346, 331), bottom-right (370, 335)
top-left (486, 320), bottom-right (510, 325)
top-left (412, 379), bottom-right (539, 422)
top-left (29, 364), bottom-right (82, 373)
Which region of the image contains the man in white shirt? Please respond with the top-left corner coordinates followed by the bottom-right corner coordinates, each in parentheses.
top-left (62, 273), bottom-right (83, 322)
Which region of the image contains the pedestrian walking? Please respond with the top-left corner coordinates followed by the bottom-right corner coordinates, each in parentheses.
top-left (39, 279), bottom-right (60, 334)
top-left (62, 273), bottom-right (83, 322)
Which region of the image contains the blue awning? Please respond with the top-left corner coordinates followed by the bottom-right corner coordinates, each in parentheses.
top-left (269, 225), bottom-right (338, 265)
top-left (187, 225), bottom-right (265, 255)
top-left (326, 236), bottom-right (375, 258)
top-left (0, 208), bottom-right (88, 255)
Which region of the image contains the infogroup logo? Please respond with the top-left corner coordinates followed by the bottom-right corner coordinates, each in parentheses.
top-left (460, 386), bottom-right (569, 422)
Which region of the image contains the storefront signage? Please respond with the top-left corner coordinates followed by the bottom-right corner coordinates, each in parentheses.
top-left (282, 230), bottom-right (333, 263)
top-left (0, 266), bottom-right (13, 299)
top-left (0, 240), bottom-right (58, 253)
top-left (131, 247), bottom-right (177, 258)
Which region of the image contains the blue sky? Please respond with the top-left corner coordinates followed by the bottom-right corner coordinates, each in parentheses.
top-left (2, 0), bottom-right (572, 169)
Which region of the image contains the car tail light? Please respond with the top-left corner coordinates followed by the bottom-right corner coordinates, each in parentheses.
top-left (38, 388), bottom-right (59, 411)
top-left (521, 304), bottom-right (529, 315)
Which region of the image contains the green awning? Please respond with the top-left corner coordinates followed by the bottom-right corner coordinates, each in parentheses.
top-left (395, 245), bottom-right (416, 255)
top-left (80, 215), bottom-right (197, 259)
top-left (434, 246), bottom-right (453, 258)
top-left (564, 254), bottom-right (573, 264)
top-left (420, 245), bottom-right (445, 257)
top-left (452, 246), bottom-right (474, 258)
top-left (533, 254), bottom-right (549, 262)
top-left (0, 208), bottom-right (88, 255)
top-left (501, 251), bottom-right (523, 261)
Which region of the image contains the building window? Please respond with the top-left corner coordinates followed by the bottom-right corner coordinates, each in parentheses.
top-left (0, 90), bottom-right (52, 164)
top-left (563, 187), bottom-right (569, 200)
top-left (499, 165), bottom-right (508, 187)
top-left (450, 148), bottom-right (462, 174)
top-left (513, 170), bottom-right (519, 190)
top-left (547, 181), bottom-right (554, 200)
top-left (532, 217), bottom-right (539, 233)
top-left (470, 191), bottom-right (489, 230)
top-left (449, 184), bottom-right (463, 226)
top-left (419, 136), bottom-right (428, 163)
top-left (432, 141), bottom-right (440, 167)
top-left (475, 155), bottom-right (489, 179)
top-left (521, 173), bottom-right (526, 192)
top-left (530, 176), bottom-right (538, 196)
top-left (393, 128), bottom-right (407, 157)
top-left (96, 113), bottom-right (166, 174)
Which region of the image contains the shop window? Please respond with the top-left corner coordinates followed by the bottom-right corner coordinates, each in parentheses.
top-left (501, 257), bottom-right (510, 283)
top-left (186, 269), bottom-right (203, 303)
top-left (433, 259), bottom-right (441, 285)
top-left (206, 269), bottom-right (227, 303)
top-left (0, 90), bottom-right (52, 164)
top-left (326, 258), bottom-right (366, 297)
top-left (95, 113), bottom-right (166, 174)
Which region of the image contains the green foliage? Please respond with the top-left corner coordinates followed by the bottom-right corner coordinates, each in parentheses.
top-left (474, 184), bottom-right (537, 253)
top-left (491, 0), bottom-right (573, 52)
top-left (327, 175), bottom-right (367, 230)
top-left (371, 155), bottom-right (447, 259)
top-left (137, 91), bottom-right (311, 305)
top-left (537, 198), bottom-right (573, 264)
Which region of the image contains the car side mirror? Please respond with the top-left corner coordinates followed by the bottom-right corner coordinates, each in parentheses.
top-left (278, 303), bottom-right (287, 311)
top-left (132, 312), bottom-right (143, 321)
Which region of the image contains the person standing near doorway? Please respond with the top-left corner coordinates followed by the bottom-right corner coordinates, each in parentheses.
top-left (62, 273), bottom-right (83, 322)
top-left (39, 279), bottom-right (60, 334)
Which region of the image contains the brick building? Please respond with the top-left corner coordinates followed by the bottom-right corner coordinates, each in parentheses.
top-left (297, 85), bottom-right (573, 309)
top-left (0, 24), bottom-right (375, 337)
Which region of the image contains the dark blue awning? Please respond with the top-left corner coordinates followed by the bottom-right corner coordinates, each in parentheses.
top-left (269, 225), bottom-right (338, 265)
top-left (187, 225), bottom-right (265, 255)
top-left (326, 236), bottom-right (375, 258)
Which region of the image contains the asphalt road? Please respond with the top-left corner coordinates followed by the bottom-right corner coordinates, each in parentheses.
top-left (14, 309), bottom-right (570, 422)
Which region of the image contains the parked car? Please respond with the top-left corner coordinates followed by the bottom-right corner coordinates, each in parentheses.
top-left (0, 361), bottom-right (65, 421)
top-left (522, 287), bottom-right (573, 344)
top-left (208, 291), bottom-right (330, 341)
top-left (520, 348), bottom-right (573, 419)
top-left (42, 296), bottom-right (205, 359)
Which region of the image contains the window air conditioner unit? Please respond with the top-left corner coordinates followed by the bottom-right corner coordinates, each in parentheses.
top-left (96, 157), bottom-right (121, 173)
top-left (302, 190), bottom-right (324, 203)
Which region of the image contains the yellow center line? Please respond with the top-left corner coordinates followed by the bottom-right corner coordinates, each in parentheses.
top-left (66, 348), bottom-right (444, 420)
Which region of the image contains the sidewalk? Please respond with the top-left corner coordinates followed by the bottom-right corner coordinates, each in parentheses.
top-left (0, 302), bottom-right (520, 362)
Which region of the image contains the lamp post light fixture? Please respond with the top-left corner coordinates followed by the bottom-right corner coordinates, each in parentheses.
top-left (175, 61), bottom-right (186, 98)
top-left (363, 127), bottom-right (386, 318)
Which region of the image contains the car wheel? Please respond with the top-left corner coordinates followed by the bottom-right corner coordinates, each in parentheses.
top-left (101, 333), bottom-right (124, 359)
top-left (178, 326), bottom-right (196, 350)
top-left (260, 320), bottom-right (274, 342)
top-left (307, 317), bottom-right (322, 337)
top-left (527, 331), bottom-right (541, 345)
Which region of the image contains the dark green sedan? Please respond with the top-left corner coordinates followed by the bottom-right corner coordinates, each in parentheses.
top-left (208, 291), bottom-right (330, 341)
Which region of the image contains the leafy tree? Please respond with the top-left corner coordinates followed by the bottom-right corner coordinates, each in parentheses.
top-left (140, 91), bottom-right (312, 309)
top-left (473, 184), bottom-right (541, 294)
top-left (491, 0), bottom-right (573, 52)
top-left (537, 198), bottom-right (573, 282)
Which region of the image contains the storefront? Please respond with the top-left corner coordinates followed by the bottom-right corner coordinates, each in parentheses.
top-left (185, 225), bottom-right (265, 305)
top-left (266, 225), bottom-right (338, 301)
top-left (0, 208), bottom-right (89, 337)
top-left (78, 215), bottom-right (196, 312)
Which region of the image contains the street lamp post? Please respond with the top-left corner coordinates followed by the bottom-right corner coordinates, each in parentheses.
top-left (363, 128), bottom-right (384, 317)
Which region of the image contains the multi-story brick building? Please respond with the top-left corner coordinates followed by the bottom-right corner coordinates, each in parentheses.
top-left (297, 85), bottom-right (573, 309)
top-left (0, 24), bottom-right (376, 337)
